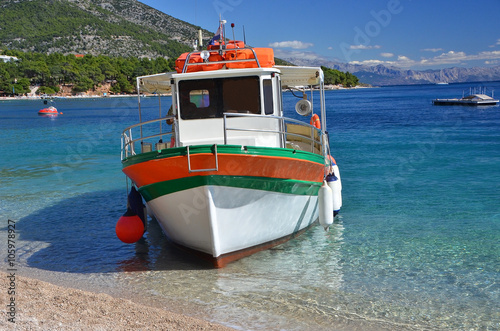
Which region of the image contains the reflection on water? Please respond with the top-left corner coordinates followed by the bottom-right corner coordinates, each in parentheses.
top-left (10, 188), bottom-right (351, 330)
top-left (12, 189), bottom-right (212, 273)
top-left (112, 220), bottom-right (349, 331)
top-left (1, 89), bottom-right (499, 330)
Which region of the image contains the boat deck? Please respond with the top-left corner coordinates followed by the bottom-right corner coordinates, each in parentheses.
top-left (433, 90), bottom-right (499, 106)
top-left (432, 98), bottom-right (499, 105)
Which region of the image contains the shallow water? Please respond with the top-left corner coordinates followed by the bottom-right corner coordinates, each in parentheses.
top-left (1, 83), bottom-right (499, 330)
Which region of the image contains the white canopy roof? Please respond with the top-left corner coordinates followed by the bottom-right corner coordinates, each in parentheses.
top-left (137, 73), bottom-right (174, 94)
top-left (275, 66), bottom-right (323, 87)
top-left (137, 65), bottom-right (323, 94)
top-left (464, 94), bottom-right (495, 100)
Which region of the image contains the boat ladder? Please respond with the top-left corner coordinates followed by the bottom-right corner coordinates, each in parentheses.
top-left (186, 144), bottom-right (219, 173)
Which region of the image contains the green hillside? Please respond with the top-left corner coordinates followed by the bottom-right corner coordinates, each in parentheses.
top-left (0, 0), bottom-right (195, 58)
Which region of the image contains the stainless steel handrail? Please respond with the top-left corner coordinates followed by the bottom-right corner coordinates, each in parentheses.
top-left (121, 115), bottom-right (175, 158)
top-left (182, 47), bottom-right (261, 73)
top-left (222, 112), bottom-right (322, 152)
top-left (122, 113), bottom-right (324, 160)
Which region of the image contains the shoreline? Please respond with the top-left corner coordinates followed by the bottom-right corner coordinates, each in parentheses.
top-left (0, 271), bottom-right (234, 330)
top-left (0, 94), bottom-right (140, 101)
top-left (0, 84), bottom-right (373, 102)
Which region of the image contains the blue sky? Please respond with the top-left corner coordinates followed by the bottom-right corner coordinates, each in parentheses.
top-left (139, 0), bottom-right (500, 70)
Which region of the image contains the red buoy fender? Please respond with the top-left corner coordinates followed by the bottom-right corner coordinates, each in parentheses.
top-left (310, 114), bottom-right (321, 129)
top-left (116, 209), bottom-right (144, 244)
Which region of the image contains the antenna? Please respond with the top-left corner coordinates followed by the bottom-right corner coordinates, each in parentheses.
top-left (218, 15), bottom-right (227, 49)
top-left (218, 13), bottom-right (222, 50)
top-left (198, 29), bottom-right (203, 50)
top-left (243, 25), bottom-right (246, 44)
top-left (231, 23), bottom-right (236, 44)
top-left (222, 20), bottom-right (227, 46)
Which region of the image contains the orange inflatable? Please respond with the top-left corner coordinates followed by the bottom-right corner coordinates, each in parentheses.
top-left (226, 48), bottom-right (275, 69)
top-left (202, 53), bottom-right (224, 71)
top-left (175, 53), bottom-right (203, 73)
top-left (310, 114), bottom-right (321, 129)
top-left (175, 41), bottom-right (275, 73)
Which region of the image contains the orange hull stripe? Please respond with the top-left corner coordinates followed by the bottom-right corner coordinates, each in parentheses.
top-left (123, 153), bottom-right (324, 187)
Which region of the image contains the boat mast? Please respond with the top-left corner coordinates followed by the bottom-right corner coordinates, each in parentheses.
top-left (198, 29), bottom-right (203, 50)
top-left (136, 79), bottom-right (143, 139)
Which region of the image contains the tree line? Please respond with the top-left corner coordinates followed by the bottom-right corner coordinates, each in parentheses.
top-left (0, 50), bottom-right (176, 96)
top-left (321, 66), bottom-right (359, 87)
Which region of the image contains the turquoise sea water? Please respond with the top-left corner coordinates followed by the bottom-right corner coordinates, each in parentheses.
top-left (1, 83), bottom-right (499, 330)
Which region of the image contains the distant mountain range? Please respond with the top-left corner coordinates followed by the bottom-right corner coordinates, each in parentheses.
top-left (1, 0), bottom-right (499, 86)
top-left (280, 57), bottom-right (500, 86)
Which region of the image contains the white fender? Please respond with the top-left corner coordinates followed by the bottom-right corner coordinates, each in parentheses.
top-left (331, 164), bottom-right (342, 191)
top-left (327, 174), bottom-right (342, 212)
top-left (318, 180), bottom-right (334, 230)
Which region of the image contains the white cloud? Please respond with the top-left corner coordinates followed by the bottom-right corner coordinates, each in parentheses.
top-left (348, 50), bottom-right (500, 68)
top-left (489, 39), bottom-right (500, 47)
top-left (349, 44), bottom-right (381, 50)
top-left (273, 49), bottom-right (326, 62)
top-left (350, 55), bottom-right (417, 68)
top-left (350, 60), bottom-right (385, 66)
top-left (471, 50), bottom-right (500, 61)
top-left (380, 52), bottom-right (394, 58)
top-left (268, 40), bottom-right (313, 49)
top-left (421, 48), bottom-right (444, 52)
top-left (432, 50), bottom-right (467, 63)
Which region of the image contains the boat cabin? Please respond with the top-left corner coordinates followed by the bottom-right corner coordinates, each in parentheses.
top-left (163, 68), bottom-right (282, 149)
top-left (125, 47), bottom-right (325, 159)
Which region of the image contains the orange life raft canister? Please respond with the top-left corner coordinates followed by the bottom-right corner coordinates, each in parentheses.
top-left (175, 41), bottom-right (275, 73)
top-left (175, 53), bottom-right (203, 73)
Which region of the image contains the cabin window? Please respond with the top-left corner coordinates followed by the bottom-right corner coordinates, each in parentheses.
top-left (189, 90), bottom-right (210, 108)
top-left (178, 76), bottom-right (260, 120)
top-left (263, 79), bottom-right (274, 115)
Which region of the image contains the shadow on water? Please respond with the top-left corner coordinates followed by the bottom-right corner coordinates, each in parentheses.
top-left (18, 189), bottom-right (212, 273)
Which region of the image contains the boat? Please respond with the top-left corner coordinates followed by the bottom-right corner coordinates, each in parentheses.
top-left (116, 21), bottom-right (342, 267)
top-left (38, 98), bottom-right (60, 116)
top-left (38, 106), bottom-right (59, 116)
top-left (433, 87), bottom-right (499, 105)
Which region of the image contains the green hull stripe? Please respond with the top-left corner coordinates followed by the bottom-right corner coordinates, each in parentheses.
top-left (123, 144), bottom-right (324, 168)
top-left (138, 175), bottom-right (321, 202)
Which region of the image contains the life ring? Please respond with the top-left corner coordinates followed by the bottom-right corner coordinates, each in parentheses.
top-left (310, 114), bottom-right (321, 129)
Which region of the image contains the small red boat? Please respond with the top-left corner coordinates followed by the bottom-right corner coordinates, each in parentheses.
top-left (38, 106), bottom-right (59, 117)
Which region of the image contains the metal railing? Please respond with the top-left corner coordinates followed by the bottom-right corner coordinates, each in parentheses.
top-left (222, 112), bottom-right (323, 154)
top-left (121, 113), bottom-right (324, 160)
top-left (182, 47), bottom-right (262, 73)
top-left (121, 115), bottom-right (175, 159)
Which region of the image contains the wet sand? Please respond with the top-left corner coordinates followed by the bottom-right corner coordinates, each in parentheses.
top-left (0, 272), bottom-right (234, 330)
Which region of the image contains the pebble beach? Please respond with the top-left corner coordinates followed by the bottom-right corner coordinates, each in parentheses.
top-left (0, 272), bottom-right (233, 331)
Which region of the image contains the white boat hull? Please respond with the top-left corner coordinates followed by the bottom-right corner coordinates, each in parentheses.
top-left (147, 185), bottom-right (319, 259)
